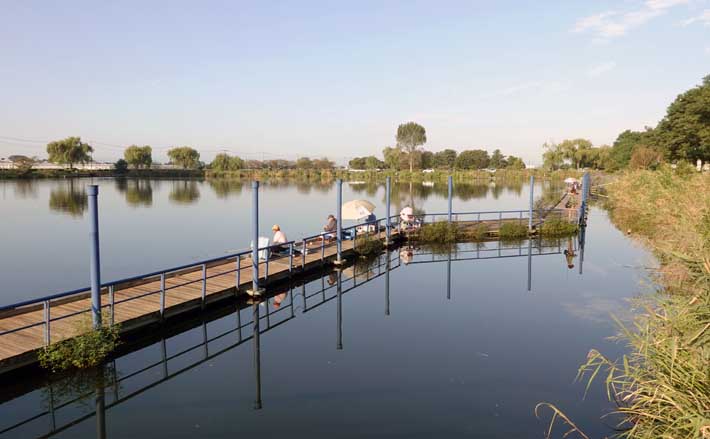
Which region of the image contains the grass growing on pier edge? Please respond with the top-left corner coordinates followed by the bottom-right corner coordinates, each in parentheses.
top-left (417, 221), bottom-right (461, 243)
top-left (38, 315), bottom-right (120, 372)
top-left (498, 222), bottom-right (528, 240)
top-left (539, 167), bottom-right (710, 439)
top-left (354, 233), bottom-right (384, 256)
top-left (538, 218), bottom-right (578, 237)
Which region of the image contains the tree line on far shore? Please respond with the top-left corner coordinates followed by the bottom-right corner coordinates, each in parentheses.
top-left (542, 75), bottom-right (710, 171)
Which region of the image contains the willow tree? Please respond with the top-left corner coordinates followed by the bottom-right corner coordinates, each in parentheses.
top-left (396, 122), bottom-right (427, 172)
top-left (167, 146), bottom-right (200, 169)
top-left (124, 145), bottom-right (152, 168)
top-left (46, 137), bottom-right (93, 169)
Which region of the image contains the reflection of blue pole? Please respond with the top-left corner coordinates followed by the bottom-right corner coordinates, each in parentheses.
top-left (253, 302), bottom-right (262, 409)
top-left (252, 181), bottom-right (259, 292)
top-left (88, 185), bottom-right (102, 329)
top-left (337, 269), bottom-right (343, 350)
top-left (528, 175), bottom-right (534, 232)
top-left (527, 238), bottom-right (532, 292)
top-left (447, 175), bottom-right (453, 222)
top-left (385, 250), bottom-right (391, 316)
top-left (336, 179), bottom-right (343, 263)
top-left (385, 176), bottom-right (391, 245)
top-left (446, 251), bottom-right (452, 300)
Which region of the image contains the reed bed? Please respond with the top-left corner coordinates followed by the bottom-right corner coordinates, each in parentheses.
top-left (542, 167), bottom-right (709, 439)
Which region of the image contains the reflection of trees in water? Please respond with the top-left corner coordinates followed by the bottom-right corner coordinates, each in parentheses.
top-left (209, 179), bottom-right (243, 198)
top-left (12, 179), bottom-right (39, 199)
top-left (125, 180), bottom-right (153, 206)
top-left (49, 181), bottom-right (87, 217)
top-left (169, 180), bottom-right (200, 204)
top-left (41, 363), bottom-right (119, 412)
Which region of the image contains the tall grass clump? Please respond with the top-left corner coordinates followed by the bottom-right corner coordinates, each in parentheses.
top-left (541, 167), bottom-right (709, 438)
top-left (539, 218), bottom-right (578, 237)
top-left (354, 233), bottom-right (384, 256)
top-left (38, 315), bottom-right (120, 372)
top-left (417, 221), bottom-right (461, 243)
top-left (498, 222), bottom-right (528, 240)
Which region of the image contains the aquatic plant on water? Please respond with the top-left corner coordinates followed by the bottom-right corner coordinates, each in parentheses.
top-left (416, 221), bottom-right (461, 243)
top-left (497, 222), bottom-right (528, 240)
top-left (539, 218), bottom-right (578, 237)
top-left (38, 315), bottom-right (121, 372)
top-left (354, 233), bottom-right (384, 256)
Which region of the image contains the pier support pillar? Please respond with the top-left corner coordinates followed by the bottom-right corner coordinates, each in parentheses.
top-left (447, 175), bottom-right (453, 223)
top-left (250, 181), bottom-right (262, 296)
top-left (528, 175), bottom-right (534, 232)
top-left (335, 179), bottom-right (343, 265)
top-left (385, 176), bottom-right (391, 245)
top-left (88, 185), bottom-right (102, 329)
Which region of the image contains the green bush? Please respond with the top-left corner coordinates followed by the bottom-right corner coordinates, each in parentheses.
top-left (498, 222), bottom-right (528, 240)
top-left (465, 223), bottom-right (489, 241)
top-left (417, 221), bottom-right (460, 243)
top-left (354, 233), bottom-right (384, 256)
top-left (539, 218), bottom-right (578, 237)
top-left (38, 316), bottom-right (120, 372)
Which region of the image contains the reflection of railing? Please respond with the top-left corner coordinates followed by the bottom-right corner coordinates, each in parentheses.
top-left (0, 252), bottom-right (400, 438)
top-left (404, 239), bottom-right (569, 265)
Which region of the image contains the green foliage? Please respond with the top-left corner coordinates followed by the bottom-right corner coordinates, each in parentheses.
top-left (417, 221), bottom-right (460, 243)
top-left (433, 149), bottom-right (457, 169)
top-left (313, 157), bottom-right (335, 169)
top-left (354, 233), bottom-right (384, 256)
top-left (629, 146), bottom-right (662, 170)
top-left (296, 157), bottom-right (313, 169)
top-left (210, 153), bottom-right (244, 172)
top-left (46, 137), bottom-right (93, 169)
top-left (465, 223), bottom-right (489, 241)
top-left (539, 218), bottom-right (577, 237)
top-left (611, 129), bottom-right (655, 168)
top-left (349, 156), bottom-right (383, 170)
top-left (114, 159), bottom-right (128, 174)
top-left (167, 146), bottom-right (200, 169)
top-left (396, 122), bottom-right (427, 172)
top-left (38, 317), bottom-right (120, 372)
top-left (490, 149), bottom-right (506, 169)
top-left (420, 150), bottom-right (434, 169)
top-left (49, 185), bottom-right (87, 216)
top-left (655, 75), bottom-right (710, 162)
top-left (498, 222), bottom-right (528, 240)
top-left (455, 149), bottom-right (490, 170)
top-left (123, 145), bottom-right (152, 168)
top-left (382, 146), bottom-right (403, 170)
top-left (506, 156), bottom-right (526, 170)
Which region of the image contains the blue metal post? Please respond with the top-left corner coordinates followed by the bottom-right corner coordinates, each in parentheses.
top-left (447, 175), bottom-right (453, 223)
top-left (385, 176), bottom-right (391, 245)
top-left (88, 185), bottom-right (102, 329)
top-left (336, 179), bottom-right (343, 263)
top-left (251, 181), bottom-right (260, 293)
top-left (528, 175), bottom-right (534, 231)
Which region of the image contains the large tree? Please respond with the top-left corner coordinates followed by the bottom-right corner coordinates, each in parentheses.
top-left (489, 149), bottom-right (507, 169)
top-left (611, 129), bottom-right (655, 168)
top-left (542, 141), bottom-right (564, 170)
top-left (46, 137), bottom-right (93, 169)
top-left (506, 156), bottom-right (526, 170)
top-left (296, 157), bottom-right (313, 169)
top-left (382, 146), bottom-right (402, 170)
top-left (654, 75), bottom-right (710, 162)
top-left (396, 122), bottom-right (427, 172)
top-left (433, 149), bottom-right (457, 169)
top-left (455, 149), bottom-right (490, 170)
top-left (124, 145), bottom-right (152, 168)
top-left (558, 138), bottom-right (593, 169)
top-left (210, 153), bottom-right (244, 171)
top-left (313, 157), bottom-right (335, 169)
top-left (167, 146), bottom-right (200, 169)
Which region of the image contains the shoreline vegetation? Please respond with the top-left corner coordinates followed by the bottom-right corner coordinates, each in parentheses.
top-left (542, 167), bottom-right (709, 439)
top-left (0, 167), bottom-right (585, 182)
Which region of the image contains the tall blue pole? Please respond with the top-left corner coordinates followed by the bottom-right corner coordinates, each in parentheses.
top-left (528, 175), bottom-right (534, 231)
top-left (385, 176), bottom-right (391, 245)
top-left (252, 181), bottom-right (260, 293)
top-left (336, 179), bottom-right (343, 263)
top-left (87, 185), bottom-right (102, 329)
top-left (447, 175), bottom-right (453, 223)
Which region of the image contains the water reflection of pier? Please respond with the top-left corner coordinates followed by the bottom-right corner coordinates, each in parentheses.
top-left (0, 235), bottom-right (586, 438)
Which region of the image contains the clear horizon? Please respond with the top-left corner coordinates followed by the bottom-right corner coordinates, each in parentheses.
top-left (1, 0), bottom-right (708, 166)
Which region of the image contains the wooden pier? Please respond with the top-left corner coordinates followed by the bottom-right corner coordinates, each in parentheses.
top-left (0, 174), bottom-right (591, 374)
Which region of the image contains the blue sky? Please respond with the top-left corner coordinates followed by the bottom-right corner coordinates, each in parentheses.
top-left (1, 0), bottom-right (708, 165)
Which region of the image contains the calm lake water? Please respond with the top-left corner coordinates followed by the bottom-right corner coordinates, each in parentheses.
top-left (0, 178), bottom-right (654, 438)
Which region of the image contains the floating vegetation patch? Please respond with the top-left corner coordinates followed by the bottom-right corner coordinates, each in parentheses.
top-left (354, 233), bottom-right (384, 256)
top-left (38, 316), bottom-right (120, 372)
top-left (539, 218), bottom-right (578, 237)
top-left (416, 221), bottom-right (460, 243)
top-left (498, 222), bottom-right (528, 240)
